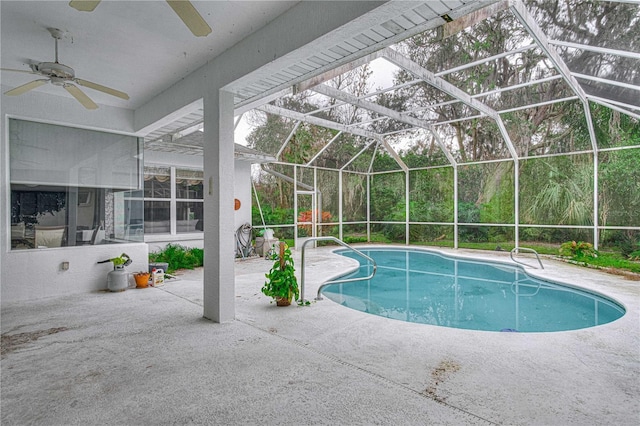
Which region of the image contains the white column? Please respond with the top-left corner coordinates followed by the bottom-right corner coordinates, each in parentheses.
top-left (203, 89), bottom-right (235, 323)
top-left (170, 167), bottom-right (177, 235)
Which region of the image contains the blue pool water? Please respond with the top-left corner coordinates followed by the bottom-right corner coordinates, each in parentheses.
top-left (321, 248), bottom-right (625, 332)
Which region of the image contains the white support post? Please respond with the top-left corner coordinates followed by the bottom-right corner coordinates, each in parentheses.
top-left (294, 166), bottom-right (298, 248)
top-left (593, 148), bottom-right (599, 249)
top-left (454, 164), bottom-right (458, 249)
top-left (367, 173), bottom-right (371, 242)
top-left (405, 170), bottom-right (410, 245)
top-left (514, 159), bottom-right (519, 249)
top-left (339, 170), bottom-right (343, 241)
top-left (313, 167), bottom-right (318, 239)
top-left (203, 89), bottom-right (236, 323)
top-left (583, 100), bottom-right (600, 249)
top-left (170, 166), bottom-right (177, 235)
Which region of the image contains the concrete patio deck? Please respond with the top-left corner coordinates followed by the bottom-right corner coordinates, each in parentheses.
top-left (2, 246), bottom-right (639, 425)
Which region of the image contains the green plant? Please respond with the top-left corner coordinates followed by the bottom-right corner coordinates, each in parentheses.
top-left (559, 241), bottom-right (598, 259)
top-left (149, 244), bottom-right (203, 272)
top-left (262, 243), bottom-right (299, 305)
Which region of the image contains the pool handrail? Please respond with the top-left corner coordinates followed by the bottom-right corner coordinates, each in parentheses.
top-left (510, 247), bottom-right (544, 269)
top-left (299, 236), bottom-right (377, 304)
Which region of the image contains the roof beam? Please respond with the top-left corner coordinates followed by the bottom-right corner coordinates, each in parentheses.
top-left (258, 103), bottom-right (380, 140)
top-left (498, 96), bottom-right (579, 114)
top-left (340, 139), bottom-right (377, 171)
top-left (276, 121), bottom-right (302, 160)
top-left (170, 121), bottom-right (203, 142)
top-left (549, 40), bottom-right (640, 60)
top-left (435, 43), bottom-right (536, 77)
top-left (306, 78), bottom-right (419, 117)
top-left (589, 97), bottom-right (640, 120)
top-left (509, 0), bottom-right (598, 152)
top-left (293, 50), bottom-right (385, 94)
top-left (437, 0), bottom-right (509, 40)
top-left (382, 47), bottom-right (518, 159)
top-left (382, 47), bottom-right (499, 118)
top-left (312, 83), bottom-right (456, 165)
top-left (234, 88), bottom-right (291, 115)
top-left (257, 104), bottom-right (408, 171)
top-left (471, 74), bottom-right (563, 99)
top-left (586, 95), bottom-right (640, 112)
top-left (378, 137), bottom-right (408, 172)
top-left (306, 131), bottom-right (343, 166)
top-left (509, 0), bottom-right (589, 103)
top-left (573, 73), bottom-right (640, 92)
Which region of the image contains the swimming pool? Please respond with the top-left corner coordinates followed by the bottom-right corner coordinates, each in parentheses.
top-left (321, 248), bottom-right (625, 332)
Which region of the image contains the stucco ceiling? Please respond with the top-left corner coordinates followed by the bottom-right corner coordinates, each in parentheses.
top-left (0, 1), bottom-right (299, 110)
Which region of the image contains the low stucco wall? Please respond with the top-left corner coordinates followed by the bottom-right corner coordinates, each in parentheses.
top-left (1, 243), bottom-right (148, 305)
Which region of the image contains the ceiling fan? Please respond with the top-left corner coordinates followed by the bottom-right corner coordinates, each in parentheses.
top-left (1, 27), bottom-right (129, 110)
top-left (69, 0), bottom-right (212, 37)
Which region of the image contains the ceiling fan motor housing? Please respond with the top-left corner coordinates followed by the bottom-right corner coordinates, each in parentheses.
top-left (34, 62), bottom-right (75, 79)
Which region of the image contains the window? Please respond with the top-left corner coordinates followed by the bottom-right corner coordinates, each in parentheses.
top-left (144, 166), bottom-right (203, 235)
top-left (9, 119), bottom-right (143, 250)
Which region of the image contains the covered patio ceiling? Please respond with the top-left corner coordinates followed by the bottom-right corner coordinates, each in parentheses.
top-left (146, 0), bottom-right (639, 171)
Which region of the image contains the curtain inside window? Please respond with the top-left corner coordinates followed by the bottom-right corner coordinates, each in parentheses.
top-left (9, 119), bottom-right (140, 190)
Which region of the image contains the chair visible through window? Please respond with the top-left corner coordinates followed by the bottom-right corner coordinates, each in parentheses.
top-left (11, 222), bottom-right (25, 240)
top-left (90, 225), bottom-right (104, 245)
top-left (34, 225), bottom-right (66, 248)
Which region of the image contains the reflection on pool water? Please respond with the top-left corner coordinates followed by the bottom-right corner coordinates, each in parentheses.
top-left (321, 248), bottom-right (625, 332)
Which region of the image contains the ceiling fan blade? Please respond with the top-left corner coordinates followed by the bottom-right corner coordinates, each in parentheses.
top-left (166, 0), bottom-right (212, 37)
top-left (63, 84), bottom-right (98, 110)
top-left (75, 78), bottom-right (130, 100)
top-left (69, 0), bottom-right (101, 12)
top-left (4, 79), bottom-right (49, 96)
top-left (1, 68), bottom-right (38, 75)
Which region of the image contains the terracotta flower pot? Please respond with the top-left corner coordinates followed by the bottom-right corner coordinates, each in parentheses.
top-left (275, 296), bottom-right (292, 306)
top-left (134, 273), bottom-right (150, 288)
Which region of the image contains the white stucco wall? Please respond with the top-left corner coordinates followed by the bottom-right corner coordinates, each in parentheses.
top-left (1, 91), bottom-right (148, 305)
top-left (3, 244), bottom-right (149, 303)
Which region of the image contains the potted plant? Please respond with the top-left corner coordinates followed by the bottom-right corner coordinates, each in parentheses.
top-left (262, 242), bottom-right (299, 306)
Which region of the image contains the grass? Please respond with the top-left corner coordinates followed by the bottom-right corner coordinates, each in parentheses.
top-left (570, 252), bottom-right (640, 274)
top-left (149, 244), bottom-right (203, 273)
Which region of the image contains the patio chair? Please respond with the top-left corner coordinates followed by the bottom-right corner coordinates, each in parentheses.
top-left (90, 225), bottom-right (104, 245)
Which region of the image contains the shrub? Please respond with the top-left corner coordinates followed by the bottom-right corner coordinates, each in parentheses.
top-left (149, 244), bottom-right (203, 272)
top-left (559, 241), bottom-right (598, 259)
top-left (297, 210), bottom-right (332, 235)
